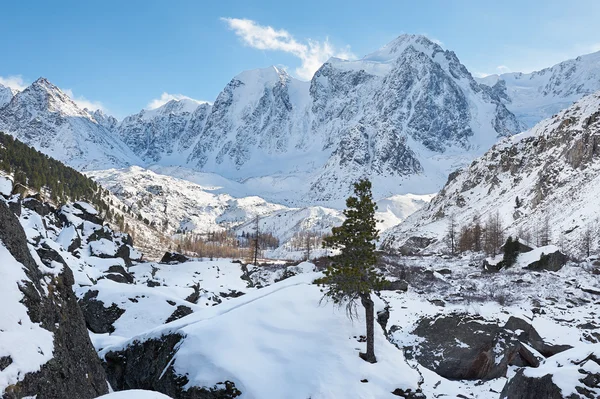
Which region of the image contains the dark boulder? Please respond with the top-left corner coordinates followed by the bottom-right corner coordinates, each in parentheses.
top-left (500, 352), bottom-right (600, 399)
top-left (405, 314), bottom-right (539, 380)
top-left (102, 265), bottom-right (135, 284)
top-left (185, 283), bottom-right (201, 304)
top-left (87, 226), bottom-right (113, 243)
top-left (500, 372), bottom-right (564, 399)
top-left (526, 250), bottom-right (568, 272)
top-left (160, 251), bottom-right (189, 264)
top-left (78, 290), bottom-right (125, 334)
top-left (7, 198), bottom-right (21, 216)
top-left (104, 334), bottom-right (241, 398)
top-left (72, 202), bottom-right (103, 225)
top-left (22, 197), bottom-right (54, 217)
top-left (0, 200), bottom-right (109, 398)
top-left (165, 305), bottom-right (194, 323)
top-left (504, 316), bottom-right (572, 357)
top-left (115, 245), bottom-right (134, 267)
top-left (382, 279), bottom-right (409, 292)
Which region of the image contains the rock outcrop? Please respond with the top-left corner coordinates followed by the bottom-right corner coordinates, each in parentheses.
top-left (0, 199), bottom-right (109, 398)
top-left (404, 314), bottom-right (555, 380)
top-left (103, 334), bottom-right (241, 399)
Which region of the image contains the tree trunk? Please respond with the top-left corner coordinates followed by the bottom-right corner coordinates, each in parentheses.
top-left (360, 293), bottom-right (377, 363)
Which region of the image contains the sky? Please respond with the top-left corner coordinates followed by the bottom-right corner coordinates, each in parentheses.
top-left (0, 0), bottom-right (599, 118)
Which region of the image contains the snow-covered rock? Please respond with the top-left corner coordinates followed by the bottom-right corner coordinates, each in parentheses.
top-left (118, 99), bottom-right (211, 163)
top-left (383, 90), bottom-right (600, 256)
top-left (0, 78), bottom-right (142, 170)
top-left (0, 198), bottom-right (109, 397)
top-left (100, 273), bottom-right (422, 398)
top-left (477, 50), bottom-right (600, 128)
top-left (0, 83), bottom-right (16, 108)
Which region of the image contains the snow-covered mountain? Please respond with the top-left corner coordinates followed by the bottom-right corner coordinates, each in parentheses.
top-left (0, 78), bottom-right (141, 170)
top-left (112, 35), bottom-right (521, 206)
top-left (118, 99), bottom-right (211, 163)
top-left (477, 50), bottom-right (600, 128)
top-left (382, 89), bottom-right (600, 256)
top-left (0, 83), bottom-right (16, 107)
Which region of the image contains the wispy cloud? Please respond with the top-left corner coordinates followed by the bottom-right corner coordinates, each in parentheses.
top-left (0, 75), bottom-right (28, 92)
top-left (146, 92), bottom-right (209, 110)
top-left (221, 17), bottom-right (355, 80)
top-left (62, 88), bottom-right (105, 112)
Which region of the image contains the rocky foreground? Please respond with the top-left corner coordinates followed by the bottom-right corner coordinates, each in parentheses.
top-left (1, 191), bottom-right (600, 398)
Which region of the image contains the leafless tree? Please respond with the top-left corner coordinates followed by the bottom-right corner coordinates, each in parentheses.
top-left (446, 214), bottom-right (457, 255)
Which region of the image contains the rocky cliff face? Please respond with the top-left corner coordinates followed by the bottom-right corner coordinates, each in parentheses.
top-left (179, 35), bottom-right (521, 203)
top-left (382, 90), bottom-right (600, 255)
top-left (0, 197), bottom-right (109, 398)
top-left (118, 99), bottom-right (211, 163)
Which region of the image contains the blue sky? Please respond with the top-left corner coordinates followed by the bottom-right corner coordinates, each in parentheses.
top-left (1, 0), bottom-right (599, 118)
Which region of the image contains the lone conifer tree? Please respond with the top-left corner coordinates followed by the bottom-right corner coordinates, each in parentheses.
top-left (320, 178), bottom-right (384, 363)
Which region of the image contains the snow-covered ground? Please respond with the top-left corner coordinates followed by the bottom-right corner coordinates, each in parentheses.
top-left (3, 195), bottom-right (600, 398)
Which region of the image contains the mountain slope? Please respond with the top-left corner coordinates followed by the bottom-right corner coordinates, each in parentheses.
top-left (173, 35), bottom-right (520, 205)
top-left (477, 51), bottom-right (600, 128)
top-left (0, 78), bottom-right (141, 170)
top-left (118, 99), bottom-right (211, 163)
top-left (382, 90), bottom-right (600, 255)
top-left (0, 83), bottom-right (15, 107)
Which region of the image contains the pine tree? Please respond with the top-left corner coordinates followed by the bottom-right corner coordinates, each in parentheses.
top-left (319, 179), bottom-right (384, 363)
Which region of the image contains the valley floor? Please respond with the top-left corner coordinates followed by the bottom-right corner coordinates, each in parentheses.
top-left (88, 253), bottom-right (600, 398)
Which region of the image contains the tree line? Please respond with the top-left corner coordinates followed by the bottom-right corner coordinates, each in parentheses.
top-left (0, 131), bottom-right (110, 212)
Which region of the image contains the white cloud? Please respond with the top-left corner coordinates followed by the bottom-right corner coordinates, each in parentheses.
top-left (0, 75), bottom-right (28, 92)
top-left (62, 88), bottom-right (105, 112)
top-left (221, 17), bottom-right (355, 80)
top-left (146, 92), bottom-right (209, 110)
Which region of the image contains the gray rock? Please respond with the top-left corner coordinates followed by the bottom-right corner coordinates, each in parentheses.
top-left (165, 305), bottom-right (194, 323)
top-left (504, 316), bottom-right (572, 357)
top-left (0, 200), bottom-right (108, 398)
top-left (405, 314), bottom-right (540, 380)
top-left (78, 290), bottom-right (125, 334)
top-left (383, 279), bottom-right (409, 292)
top-left (160, 251), bottom-right (189, 264)
top-left (526, 250), bottom-right (568, 272)
top-left (397, 236), bottom-right (435, 255)
top-left (104, 333), bottom-right (242, 398)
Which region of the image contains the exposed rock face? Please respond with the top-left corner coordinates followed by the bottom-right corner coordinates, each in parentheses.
top-left (0, 200), bottom-right (108, 398)
top-left (477, 50), bottom-right (600, 128)
top-left (103, 334), bottom-right (241, 398)
top-left (78, 290), bottom-right (126, 334)
top-left (525, 250), bottom-right (568, 272)
top-left (500, 348), bottom-right (600, 399)
top-left (165, 305), bottom-right (194, 323)
top-left (504, 316), bottom-right (572, 357)
top-left (501, 373), bottom-right (564, 399)
top-left (383, 91), bottom-right (600, 255)
top-left (118, 100), bottom-right (211, 162)
top-left (405, 314), bottom-right (542, 380)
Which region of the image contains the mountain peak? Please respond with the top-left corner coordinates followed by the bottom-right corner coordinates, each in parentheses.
top-left (362, 34), bottom-right (442, 63)
top-left (233, 65), bottom-right (292, 86)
